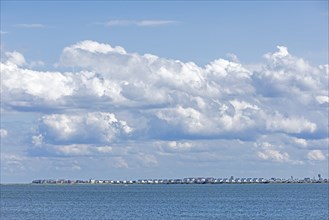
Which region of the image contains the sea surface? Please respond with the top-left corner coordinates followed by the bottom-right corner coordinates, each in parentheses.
top-left (1, 183), bottom-right (328, 219)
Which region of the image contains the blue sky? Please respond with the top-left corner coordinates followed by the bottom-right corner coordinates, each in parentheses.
top-left (1, 1), bottom-right (328, 183)
top-left (2, 1), bottom-right (328, 66)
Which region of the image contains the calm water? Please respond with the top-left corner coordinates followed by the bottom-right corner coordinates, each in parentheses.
top-left (1, 184), bottom-right (328, 219)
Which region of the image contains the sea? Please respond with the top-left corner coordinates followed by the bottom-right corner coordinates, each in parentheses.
top-left (1, 183), bottom-right (328, 219)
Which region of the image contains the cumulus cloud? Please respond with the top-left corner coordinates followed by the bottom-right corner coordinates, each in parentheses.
top-left (156, 106), bottom-right (207, 135)
top-left (255, 141), bottom-right (304, 165)
top-left (38, 112), bottom-right (132, 144)
top-left (63, 40), bottom-right (126, 55)
top-left (265, 112), bottom-right (316, 134)
top-left (5, 51), bottom-right (26, 66)
top-left (307, 150), bottom-right (326, 161)
top-left (1, 41), bottom-right (328, 171)
top-left (1, 62), bottom-right (75, 101)
top-left (254, 46), bottom-right (327, 101)
top-left (257, 150), bottom-right (290, 163)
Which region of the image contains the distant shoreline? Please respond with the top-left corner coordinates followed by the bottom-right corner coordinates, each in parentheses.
top-left (29, 176), bottom-right (328, 185)
top-left (1, 182), bottom-right (328, 186)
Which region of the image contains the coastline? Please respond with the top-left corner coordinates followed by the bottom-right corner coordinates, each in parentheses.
top-left (29, 176), bottom-right (328, 185)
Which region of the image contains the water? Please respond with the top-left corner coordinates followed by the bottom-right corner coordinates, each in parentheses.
top-left (1, 184), bottom-right (328, 219)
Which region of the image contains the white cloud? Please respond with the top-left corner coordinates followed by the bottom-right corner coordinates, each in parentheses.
top-left (156, 106), bottom-right (206, 134)
top-left (62, 40), bottom-right (126, 55)
top-left (15, 24), bottom-right (47, 28)
top-left (307, 150), bottom-right (326, 161)
top-left (54, 144), bottom-right (113, 156)
top-left (96, 146), bottom-right (113, 153)
top-left (255, 141), bottom-right (304, 165)
top-left (5, 51), bottom-right (26, 66)
top-left (265, 112), bottom-right (316, 134)
top-left (39, 112), bottom-right (132, 144)
top-left (226, 53), bottom-right (239, 63)
top-left (265, 45), bottom-right (289, 60)
top-left (1, 153), bottom-right (27, 172)
top-left (167, 141), bottom-right (193, 151)
top-left (3, 51), bottom-right (44, 69)
top-left (315, 96), bottom-right (329, 104)
top-left (32, 134), bottom-right (43, 146)
top-left (293, 138), bottom-right (307, 147)
top-left (218, 100), bottom-right (259, 132)
top-left (257, 150), bottom-right (290, 162)
top-left (1, 62), bottom-right (75, 101)
top-left (2, 41), bottom-right (326, 140)
top-left (104, 20), bottom-right (176, 27)
top-left (1, 41), bottom-right (328, 174)
top-left (205, 58), bottom-right (251, 78)
top-left (29, 60), bottom-right (45, 68)
top-left (56, 144), bottom-right (91, 156)
top-left (0, 129), bottom-right (8, 138)
top-left (254, 46), bottom-right (327, 107)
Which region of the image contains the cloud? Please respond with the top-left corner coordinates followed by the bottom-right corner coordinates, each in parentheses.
top-left (307, 150), bottom-right (326, 161)
top-left (3, 51), bottom-right (44, 69)
top-left (1, 153), bottom-right (27, 172)
top-left (32, 134), bottom-right (43, 146)
top-left (1, 62), bottom-right (75, 101)
top-left (254, 46), bottom-right (327, 100)
top-left (0, 129), bottom-right (8, 138)
top-left (255, 142), bottom-right (303, 165)
top-left (315, 95), bottom-right (329, 104)
top-left (56, 144), bottom-right (113, 156)
top-left (1, 41), bottom-right (328, 173)
top-left (158, 141), bottom-right (198, 154)
top-left (137, 153), bottom-right (158, 167)
top-left (15, 24), bottom-right (47, 28)
top-left (29, 60), bottom-right (45, 68)
top-left (265, 112), bottom-right (316, 134)
top-left (104, 20), bottom-right (176, 27)
top-left (38, 112), bottom-right (132, 144)
top-left (0, 31), bottom-right (9, 35)
top-left (257, 150), bottom-right (290, 163)
top-left (293, 138), bottom-right (307, 147)
top-left (62, 40), bottom-right (126, 54)
top-left (5, 51), bottom-right (26, 66)
top-left (155, 106), bottom-right (207, 135)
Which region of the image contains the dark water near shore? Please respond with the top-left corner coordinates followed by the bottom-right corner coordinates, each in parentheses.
top-left (1, 184), bottom-right (328, 219)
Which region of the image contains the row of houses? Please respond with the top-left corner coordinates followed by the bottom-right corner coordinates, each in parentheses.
top-left (31, 176), bottom-right (328, 185)
top-left (32, 179), bottom-right (88, 184)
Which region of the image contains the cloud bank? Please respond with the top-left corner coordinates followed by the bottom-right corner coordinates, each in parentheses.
top-left (1, 40), bottom-right (328, 179)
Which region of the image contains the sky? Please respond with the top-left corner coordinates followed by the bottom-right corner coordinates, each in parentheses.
top-left (0, 1), bottom-right (328, 183)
